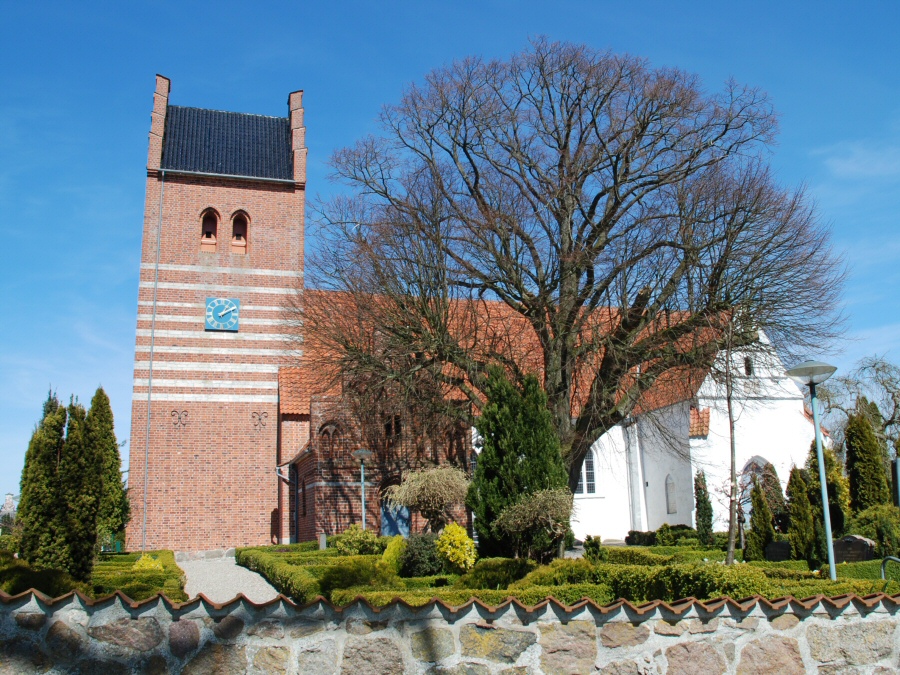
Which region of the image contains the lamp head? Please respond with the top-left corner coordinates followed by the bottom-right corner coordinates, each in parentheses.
top-left (786, 360), bottom-right (837, 386)
top-left (352, 448), bottom-right (373, 462)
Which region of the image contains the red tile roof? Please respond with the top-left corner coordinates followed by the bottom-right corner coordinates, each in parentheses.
top-left (690, 407), bottom-right (711, 438)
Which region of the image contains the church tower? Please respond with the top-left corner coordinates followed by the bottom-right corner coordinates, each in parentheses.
top-left (127, 76), bottom-right (306, 552)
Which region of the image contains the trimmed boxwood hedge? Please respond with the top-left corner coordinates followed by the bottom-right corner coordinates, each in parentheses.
top-left (236, 546), bottom-right (321, 603)
top-left (331, 583), bottom-right (614, 608)
top-left (91, 551), bottom-right (187, 602)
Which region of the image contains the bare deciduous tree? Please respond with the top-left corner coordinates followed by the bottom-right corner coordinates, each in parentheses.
top-left (297, 39), bottom-right (844, 493)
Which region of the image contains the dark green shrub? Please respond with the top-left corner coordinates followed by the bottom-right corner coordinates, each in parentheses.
top-left (694, 470), bottom-right (714, 546)
top-left (401, 575), bottom-right (457, 589)
top-left (845, 411), bottom-right (891, 512)
top-left (0, 535), bottom-right (16, 552)
top-left (845, 504), bottom-right (900, 558)
top-left (625, 530), bottom-right (656, 546)
top-left (745, 479), bottom-right (775, 562)
top-left (454, 557), bottom-right (537, 589)
top-left (399, 534), bottom-right (442, 577)
top-left (787, 468), bottom-right (816, 563)
top-left (583, 536), bottom-right (608, 563)
top-left (511, 559), bottom-right (599, 588)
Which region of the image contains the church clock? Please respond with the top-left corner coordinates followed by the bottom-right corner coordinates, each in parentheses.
top-left (205, 297), bottom-right (240, 332)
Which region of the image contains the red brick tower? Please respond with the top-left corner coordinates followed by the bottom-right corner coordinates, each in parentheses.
top-left (126, 75), bottom-right (306, 552)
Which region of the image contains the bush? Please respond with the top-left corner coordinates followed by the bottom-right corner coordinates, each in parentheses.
top-left (583, 536), bottom-right (608, 563)
top-left (625, 530), bottom-right (656, 546)
top-left (828, 559), bottom-right (900, 582)
top-left (334, 524), bottom-right (383, 556)
top-left (132, 555), bottom-right (165, 572)
top-left (845, 505), bottom-right (900, 558)
top-left (91, 550), bottom-right (186, 602)
top-left (655, 524), bottom-right (698, 546)
top-left (454, 557), bottom-right (537, 590)
top-left (0, 535), bottom-right (17, 552)
top-left (606, 547), bottom-right (672, 566)
top-left (380, 535), bottom-right (407, 575)
top-left (436, 523), bottom-right (476, 573)
top-left (318, 556), bottom-right (400, 599)
top-left (400, 534), bottom-right (443, 577)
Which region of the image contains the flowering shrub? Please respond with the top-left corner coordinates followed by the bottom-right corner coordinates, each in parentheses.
top-left (436, 523), bottom-right (476, 573)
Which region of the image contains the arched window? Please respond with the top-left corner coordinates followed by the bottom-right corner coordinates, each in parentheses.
top-left (318, 423), bottom-right (341, 457)
top-left (744, 356), bottom-right (754, 377)
top-left (200, 210), bottom-right (218, 252)
top-left (231, 212), bottom-right (249, 254)
top-left (665, 474), bottom-right (677, 514)
top-left (575, 449), bottom-right (597, 494)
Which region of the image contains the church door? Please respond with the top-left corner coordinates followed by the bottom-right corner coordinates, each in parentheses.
top-left (380, 500), bottom-right (411, 537)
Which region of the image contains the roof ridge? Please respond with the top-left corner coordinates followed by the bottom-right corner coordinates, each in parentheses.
top-left (167, 104), bottom-right (288, 121)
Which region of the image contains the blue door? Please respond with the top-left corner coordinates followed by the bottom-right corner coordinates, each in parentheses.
top-left (381, 501), bottom-right (411, 537)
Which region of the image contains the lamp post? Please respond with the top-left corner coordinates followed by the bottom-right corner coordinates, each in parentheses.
top-left (786, 360), bottom-right (837, 580)
top-left (352, 449), bottom-right (373, 530)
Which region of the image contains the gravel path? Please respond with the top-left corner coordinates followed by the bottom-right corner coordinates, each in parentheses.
top-left (179, 557), bottom-right (279, 604)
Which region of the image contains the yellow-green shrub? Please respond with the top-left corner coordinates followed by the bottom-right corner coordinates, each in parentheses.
top-left (334, 524), bottom-right (383, 555)
top-left (331, 583), bottom-right (613, 608)
top-left (436, 523), bottom-right (476, 573)
top-left (236, 547), bottom-right (319, 603)
top-left (380, 535), bottom-right (407, 575)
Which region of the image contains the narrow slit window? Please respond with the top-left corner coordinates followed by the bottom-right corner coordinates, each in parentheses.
top-left (665, 474), bottom-right (677, 514)
top-left (231, 213), bottom-right (248, 254)
top-left (301, 480), bottom-right (307, 517)
top-left (200, 211), bottom-right (218, 252)
top-left (744, 356), bottom-right (754, 377)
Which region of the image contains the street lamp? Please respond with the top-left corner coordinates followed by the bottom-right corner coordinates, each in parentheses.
top-left (786, 360), bottom-right (837, 580)
top-left (352, 449), bottom-right (373, 530)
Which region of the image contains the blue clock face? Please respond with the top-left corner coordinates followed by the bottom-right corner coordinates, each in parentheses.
top-left (205, 297), bottom-right (240, 332)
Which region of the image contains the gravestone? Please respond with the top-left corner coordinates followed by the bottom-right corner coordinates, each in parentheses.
top-left (765, 541), bottom-right (792, 562)
top-left (833, 535), bottom-right (876, 563)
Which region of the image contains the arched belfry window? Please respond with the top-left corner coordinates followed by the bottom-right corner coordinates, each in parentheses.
top-left (319, 423), bottom-right (341, 457)
top-left (231, 212), bottom-right (249, 254)
top-left (200, 209), bottom-right (218, 252)
top-left (665, 474), bottom-right (677, 514)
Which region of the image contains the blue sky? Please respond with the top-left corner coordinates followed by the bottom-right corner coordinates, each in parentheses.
top-left (1, 1), bottom-right (899, 497)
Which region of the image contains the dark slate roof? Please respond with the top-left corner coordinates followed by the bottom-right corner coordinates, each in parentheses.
top-left (161, 106), bottom-right (293, 180)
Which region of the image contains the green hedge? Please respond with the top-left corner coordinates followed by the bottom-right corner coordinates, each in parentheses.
top-left (0, 560), bottom-right (87, 597)
top-left (236, 547), bottom-right (320, 603)
top-left (509, 559), bottom-right (897, 603)
top-left (91, 551), bottom-right (186, 602)
top-left (827, 560), bottom-right (900, 582)
top-left (454, 558), bottom-right (537, 590)
top-left (331, 583), bottom-right (614, 608)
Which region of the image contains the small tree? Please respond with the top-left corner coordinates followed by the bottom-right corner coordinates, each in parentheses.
top-left (86, 387), bottom-right (130, 546)
top-left (694, 470), bottom-right (714, 546)
top-left (495, 488), bottom-right (574, 562)
top-left (757, 462), bottom-right (788, 533)
top-left (786, 467), bottom-right (815, 563)
top-left (385, 466), bottom-right (469, 533)
top-left (845, 411), bottom-right (891, 513)
top-left (17, 397), bottom-right (69, 570)
top-left (466, 368), bottom-right (569, 557)
top-left (58, 401), bottom-right (102, 581)
top-left (744, 478), bottom-right (775, 561)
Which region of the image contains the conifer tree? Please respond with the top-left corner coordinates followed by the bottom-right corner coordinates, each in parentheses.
top-left (845, 411), bottom-right (891, 513)
top-left (59, 400), bottom-right (102, 581)
top-left (694, 470), bottom-right (714, 546)
top-left (744, 478), bottom-right (775, 561)
top-left (86, 387), bottom-right (130, 544)
top-left (466, 367), bottom-right (569, 557)
top-left (805, 441), bottom-right (849, 536)
top-left (17, 396), bottom-right (69, 570)
top-left (786, 467), bottom-right (815, 562)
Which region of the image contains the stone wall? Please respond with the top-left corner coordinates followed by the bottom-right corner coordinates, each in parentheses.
top-left (2, 590), bottom-right (900, 673)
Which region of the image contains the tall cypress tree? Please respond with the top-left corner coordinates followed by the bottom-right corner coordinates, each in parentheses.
top-left (845, 412), bottom-right (890, 513)
top-left (86, 387), bottom-right (130, 544)
top-left (786, 467), bottom-right (815, 562)
top-left (694, 470), bottom-right (714, 546)
top-left (59, 401), bottom-right (102, 581)
top-left (758, 462), bottom-right (788, 532)
top-left (466, 367), bottom-right (568, 557)
top-left (744, 478), bottom-right (775, 561)
top-left (17, 397), bottom-right (69, 570)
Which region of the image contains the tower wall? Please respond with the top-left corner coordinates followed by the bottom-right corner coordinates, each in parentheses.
top-left (126, 77), bottom-right (305, 552)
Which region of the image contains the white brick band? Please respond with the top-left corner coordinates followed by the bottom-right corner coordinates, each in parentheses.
top-left (141, 263), bottom-right (303, 277)
top-left (134, 378), bottom-right (278, 389)
top-left (134, 361), bottom-right (280, 373)
top-left (135, 329), bottom-right (294, 341)
top-left (131, 393), bottom-right (279, 403)
top-left (139, 281), bottom-right (299, 295)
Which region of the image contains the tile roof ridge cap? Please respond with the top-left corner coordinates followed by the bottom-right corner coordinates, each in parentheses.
top-left (167, 104), bottom-right (288, 121)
